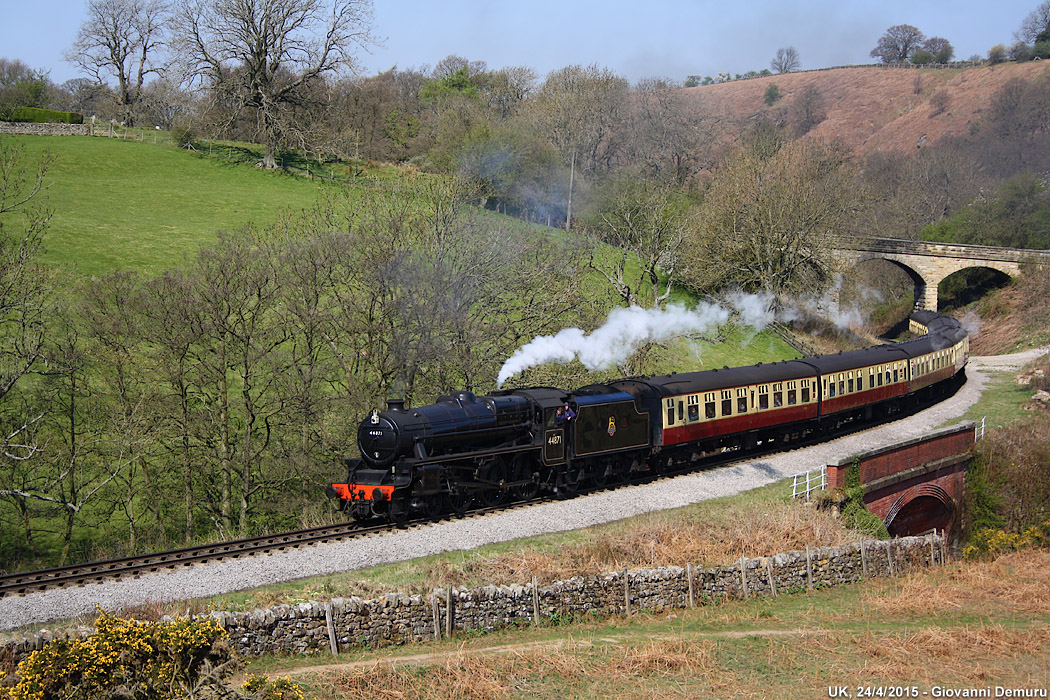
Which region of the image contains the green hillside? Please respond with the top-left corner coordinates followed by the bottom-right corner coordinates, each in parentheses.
top-left (3, 134), bottom-right (336, 276)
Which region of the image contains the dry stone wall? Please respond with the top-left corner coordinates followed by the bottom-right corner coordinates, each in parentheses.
top-left (0, 122), bottom-right (91, 136)
top-left (2, 534), bottom-right (944, 664)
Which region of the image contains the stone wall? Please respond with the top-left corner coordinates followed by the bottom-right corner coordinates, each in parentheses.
top-left (4, 535), bottom-right (944, 665)
top-left (0, 121), bottom-right (92, 136)
top-left (1, 535), bottom-right (944, 665)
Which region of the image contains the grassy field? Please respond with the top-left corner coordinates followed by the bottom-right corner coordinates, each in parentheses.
top-left (954, 371), bottom-right (1041, 430)
top-left (3, 134), bottom-right (339, 276)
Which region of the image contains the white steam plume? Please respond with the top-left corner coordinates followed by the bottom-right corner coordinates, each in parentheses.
top-left (724, 290), bottom-right (776, 331)
top-left (496, 303), bottom-right (731, 387)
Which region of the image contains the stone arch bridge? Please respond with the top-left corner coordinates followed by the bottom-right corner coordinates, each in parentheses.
top-left (831, 236), bottom-right (1050, 310)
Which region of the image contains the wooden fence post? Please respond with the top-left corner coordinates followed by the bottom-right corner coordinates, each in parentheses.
top-left (532, 576), bottom-right (540, 627)
top-left (739, 557), bottom-right (749, 599)
top-left (624, 570), bottom-right (631, 616)
top-left (445, 585), bottom-right (454, 638)
top-left (687, 563), bottom-right (696, 608)
top-left (806, 546), bottom-right (813, 591)
top-left (324, 601), bottom-right (338, 656)
top-left (432, 596), bottom-right (441, 640)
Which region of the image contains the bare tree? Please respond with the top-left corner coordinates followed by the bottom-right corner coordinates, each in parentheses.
top-left (1017, 1), bottom-right (1050, 44)
top-left (870, 24), bottom-right (926, 64)
top-left (789, 85), bottom-right (826, 136)
top-left (771, 47), bottom-right (800, 74)
top-left (530, 64), bottom-right (630, 228)
top-left (0, 59), bottom-right (51, 118)
top-left (175, 0), bottom-right (377, 169)
top-left (683, 140), bottom-right (858, 300)
top-left (65, 0), bottom-right (169, 125)
top-left (624, 78), bottom-right (721, 185)
top-left (585, 178), bottom-right (688, 309)
top-left (0, 143), bottom-right (55, 559)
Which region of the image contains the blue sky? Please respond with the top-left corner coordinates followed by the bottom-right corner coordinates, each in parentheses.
top-left (1, 0), bottom-right (1040, 86)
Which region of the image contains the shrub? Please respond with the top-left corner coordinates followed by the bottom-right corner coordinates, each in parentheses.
top-left (764, 83), bottom-right (781, 106)
top-left (4, 611), bottom-right (233, 699)
top-left (242, 674), bottom-right (307, 700)
top-left (909, 49), bottom-right (935, 65)
top-left (171, 124), bottom-right (197, 150)
top-left (7, 107), bottom-right (83, 124)
top-left (988, 44), bottom-right (1007, 64)
top-left (971, 414), bottom-right (1050, 533)
top-left (963, 521), bottom-right (1050, 559)
top-left (1008, 41), bottom-right (1032, 62)
top-left (929, 90), bottom-right (950, 117)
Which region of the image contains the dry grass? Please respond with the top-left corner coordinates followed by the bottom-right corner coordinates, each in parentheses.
top-left (605, 637), bottom-right (719, 677)
top-left (313, 637), bottom-right (732, 700)
top-left (420, 501), bottom-right (861, 588)
top-left (863, 550), bottom-right (1050, 618)
top-left (684, 63), bottom-right (1050, 158)
top-left (848, 626), bottom-right (1050, 684)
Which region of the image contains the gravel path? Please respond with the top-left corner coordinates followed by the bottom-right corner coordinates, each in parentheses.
top-left (3, 347), bottom-right (1047, 633)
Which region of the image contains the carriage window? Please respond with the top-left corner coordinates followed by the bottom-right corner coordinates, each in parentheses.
top-left (667, 408), bottom-right (674, 424)
top-left (787, 389), bottom-right (797, 405)
top-left (848, 379), bottom-right (854, 393)
top-left (857, 375), bottom-right (864, 390)
top-left (737, 396), bottom-right (748, 413)
top-left (886, 371), bottom-right (891, 384)
top-left (722, 398), bottom-right (732, 416)
top-left (688, 404), bottom-right (699, 422)
top-left (839, 380), bottom-right (845, 395)
top-left (773, 391), bottom-right (783, 407)
top-left (759, 394), bottom-right (769, 410)
top-left (894, 370), bottom-right (899, 382)
top-left (802, 387), bottom-right (811, 403)
top-left (678, 401), bottom-right (684, 422)
top-left (877, 372), bottom-right (883, 387)
top-left (705, 401), bottom-right (716, 419)
top-left (829, 382), bottom-right (836, 397)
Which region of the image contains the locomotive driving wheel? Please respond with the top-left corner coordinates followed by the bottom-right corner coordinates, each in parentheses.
top-left (445, 489), bottom-right (472, 515)
top-left (510, 454), bottom-right (539, 500)
top-left (477, 458), bottom-right (508, 507)
top-left (419, 494), bottom-right (443, 521)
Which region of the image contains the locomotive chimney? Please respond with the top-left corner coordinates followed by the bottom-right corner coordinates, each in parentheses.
top-left (387, 398), bottom-right (406, 412)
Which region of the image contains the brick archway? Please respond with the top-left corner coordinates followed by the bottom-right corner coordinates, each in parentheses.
top-left (883, 483), bottom-right (956, 538)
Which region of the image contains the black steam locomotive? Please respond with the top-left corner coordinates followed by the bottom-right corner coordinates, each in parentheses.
top-left (328, 311), bottom-right (968, 523)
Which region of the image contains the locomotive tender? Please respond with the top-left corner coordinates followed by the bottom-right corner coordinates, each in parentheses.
top-left (328, 311), bottom-right (968, 523)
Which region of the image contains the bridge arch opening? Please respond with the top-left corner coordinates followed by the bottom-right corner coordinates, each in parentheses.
top-left (837, 258), bottom-right (919, 336)
top-left (938, 267), bottom-right (1013, 311)
top-left (884, 485), bottom-right (956, 538)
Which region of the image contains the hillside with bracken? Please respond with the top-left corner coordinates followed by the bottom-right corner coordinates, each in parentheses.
top-left (682, 61), bottom-right (1050, 156)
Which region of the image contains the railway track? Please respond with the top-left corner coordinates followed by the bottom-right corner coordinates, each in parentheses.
top-left (1, 377), bottom-right (965, 601)
top-left (0, 500), bottom-right (544, 599)
top-left (0, 521), bottom-right (392, 598)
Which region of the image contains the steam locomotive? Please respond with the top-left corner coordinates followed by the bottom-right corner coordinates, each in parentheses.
top-left (327, 311), bottom-right (968, 523)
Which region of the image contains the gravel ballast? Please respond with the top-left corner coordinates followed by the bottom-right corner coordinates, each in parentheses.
top-left (2, 348), bottom-right (1046, 633)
